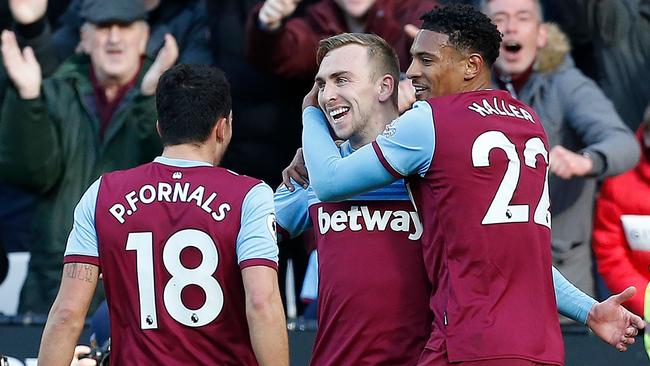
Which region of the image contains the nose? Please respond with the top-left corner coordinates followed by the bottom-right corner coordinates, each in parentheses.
top-left (321, 82), bottom-right (337, 104)
top-left (108, 24), bottom-right (122, 43)
top-left (502, 17), bottom-right (516, 34)
top-left (406, 61), bottom-right (420, 80)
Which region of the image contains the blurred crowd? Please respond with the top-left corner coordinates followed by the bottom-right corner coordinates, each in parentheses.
top-left (0, 0), bottom-right (648, 324)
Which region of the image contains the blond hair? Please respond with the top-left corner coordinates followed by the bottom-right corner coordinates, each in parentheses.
top-left (317, 33), bottom-right (400, 106)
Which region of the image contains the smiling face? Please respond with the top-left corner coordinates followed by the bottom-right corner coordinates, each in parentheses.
top-left (315, 44), bottom-right (381, 142)
top-left (406, 30), bottom-right (469, 100)
top-left (81, 21), bottom-right (149, 85)
top-left (334, 0), bottom-right (377, 18)
top-left (484, 0), bottom-right (547, 77)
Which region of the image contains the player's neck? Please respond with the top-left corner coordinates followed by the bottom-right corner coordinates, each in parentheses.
top-left (161, 144), bottom-right (223, 166)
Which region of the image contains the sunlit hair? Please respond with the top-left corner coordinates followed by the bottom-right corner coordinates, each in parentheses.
top-left (317, 33), bottom-right (400, 106)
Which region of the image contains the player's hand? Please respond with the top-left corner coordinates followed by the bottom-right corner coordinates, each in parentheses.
top-left (259, 0), bottom-right (301, 31)
top-left (1, 30), bottom-right (41, 99)
top-left (302, 82), bottom-right (319, 111)
top-left (398, 79), bottom-right (416, 113)
top-left (586, 286), bottom-right (645, 352)
top-left (141, 33), bottom-right (179, 96)
top-left (9, 0), bottom-right (47, 25)
top-left (281, 147), bottom-right (309, 191)
top-left (404, 24), bottom-right (419, 39)
top-left (70, 345), bottom-right (97, 366)
top-left (549, 145), bottom-right (593, 179)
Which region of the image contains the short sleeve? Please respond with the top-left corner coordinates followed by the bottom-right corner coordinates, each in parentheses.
top-left (373, 101), bottom-right (435, 177)
top-left (64, 177), bottom-right (101, 266)
top-left (236, 183), bottom-right (280, 270)
top-left (274, 182), bottom-right (312, 240)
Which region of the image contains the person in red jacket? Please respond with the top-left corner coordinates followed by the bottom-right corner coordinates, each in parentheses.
top-left (593, 107), bottom-right (650, 317)
top-left (245, 0), bottom-right (437, 80)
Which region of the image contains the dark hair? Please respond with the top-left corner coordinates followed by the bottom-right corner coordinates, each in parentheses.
top-left (421, 4), bottom-right (502, 66)
top-left (156, 64), bottom-right (232, 146)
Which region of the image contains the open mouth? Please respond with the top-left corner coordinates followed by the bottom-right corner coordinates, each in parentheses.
top-left (503, 40), bottom-right (522, 53)
top-left (329, 107), bottom-right (350, 122)
top-left (412, 84), bottom-right (428, 97)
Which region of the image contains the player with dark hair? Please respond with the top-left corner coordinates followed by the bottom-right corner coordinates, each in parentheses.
top-left (301, 5), bottom-right (644, 365)
top-left (38, 64), bottom-right (288, 366)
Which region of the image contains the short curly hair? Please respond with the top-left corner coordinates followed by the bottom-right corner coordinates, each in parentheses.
top-left (420, 4), bottom-right (502, 66)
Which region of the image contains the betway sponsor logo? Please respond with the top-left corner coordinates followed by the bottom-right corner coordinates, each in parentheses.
top-left (317, 206), bottom-right (422, 240)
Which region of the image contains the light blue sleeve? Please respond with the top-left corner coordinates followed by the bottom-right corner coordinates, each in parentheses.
top-left (553, 266), bottom-right (597, 324)
top-left (236, 183), bottom-right (280, 265)
top-left (64, 177), bottom-right (101, 258)
top-left (274, 181), bottom-right (312, 240)
top-left (302, 107), bottom-right (397, 202)
top-left (300, 250), bottom-right (319, 301)
top-left (374, 101), bottom-right (435, 177)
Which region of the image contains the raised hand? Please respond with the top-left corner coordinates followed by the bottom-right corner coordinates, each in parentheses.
top-left (1, 30), bottom-right (42, 99)
top-left (586, 287), bottom-right (645, 352)
top-left (398, 79), bottom-right (416, 113)
top-left (141, 33), bottom-right (179, 96)
top-left (549, 145), bottom-right (593, 179)
top-left (258, 0), bottom-right (302, 31)
top-left (9, 0), bottom-right (48, 25)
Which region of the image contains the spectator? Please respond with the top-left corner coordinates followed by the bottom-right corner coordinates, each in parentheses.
top-left (10, 0), bottom-right (212, 70)
top-left (482, 0), bottom-right (639, 299)
top-left (0, 0), bottom-right (178, 313)
top-left (245, 0), bottom-right (438, 80)
top-left (543, 0), bottom-right (650, 131)
top-left (593, 105), bottom-right (650, 317)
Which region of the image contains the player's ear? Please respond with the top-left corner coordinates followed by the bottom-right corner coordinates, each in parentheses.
top-left (464, 53), bottom-right (483, 81)
top-left (214, 116), bottom-right (228, 142)
top-left (377, 74), bottom-right (395, 103)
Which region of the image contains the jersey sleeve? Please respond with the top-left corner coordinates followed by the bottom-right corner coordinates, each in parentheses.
top-left (64, 177), bottom-right (102, 266)
top-left (274, 181), bottom-right (312, 240)
top-left (300, 250), bottom-right (319, 302)
top-left (302, 107), bottom-right (397, 202)
top-left (236, 183), bottom-right (280, 270)
top-left (553, 266), bottom-right (597, 324)
top-left (372, 101), bottom-right (436, 178)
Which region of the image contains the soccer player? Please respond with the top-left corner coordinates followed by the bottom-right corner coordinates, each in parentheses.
top-left (301, 5), bottom-right (644, 365)
top-left (275, 33), bottom-right (431, 365)
top-left (37, 64), bottom-right (288, 366)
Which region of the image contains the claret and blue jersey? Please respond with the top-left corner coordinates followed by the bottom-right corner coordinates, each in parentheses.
top-left (274, 141), bottom-right (431, 366)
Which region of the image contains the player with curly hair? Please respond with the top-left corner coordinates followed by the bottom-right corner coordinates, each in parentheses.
top-left (301, 4), bottom-right (643, 366)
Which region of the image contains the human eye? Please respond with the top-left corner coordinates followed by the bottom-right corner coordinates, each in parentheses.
top-left (335, 77), bottom-right (349, 85)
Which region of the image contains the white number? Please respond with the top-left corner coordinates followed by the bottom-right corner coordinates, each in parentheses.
top-left (126, 229), bottom-right (224, 329)
top-left (472, 131), bottom-right (528, 224)
top-left (524, 137), bottom-right (551, 228)
top-left (471, 131), bottom-right (551, 227)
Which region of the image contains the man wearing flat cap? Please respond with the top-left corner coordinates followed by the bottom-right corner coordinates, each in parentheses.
top-left (0, 0), bottom-right (178, 313)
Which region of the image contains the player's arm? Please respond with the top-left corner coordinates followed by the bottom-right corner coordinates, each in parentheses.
top-left (38, 262), bottom-right (99, 366)
top-left (38, 178), bottom-right (102, 366)
top-left (243, 266), bottom-right (288, 366)
top-left (302, 102), bottom-right (434, 201)
top-left (274, 182), bottom-right (311, 242)
top-left (237, 183), bottom-right (288, 366)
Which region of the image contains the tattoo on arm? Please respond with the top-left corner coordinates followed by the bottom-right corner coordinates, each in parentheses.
top-left (64, 263), bottom-right (96, 283)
